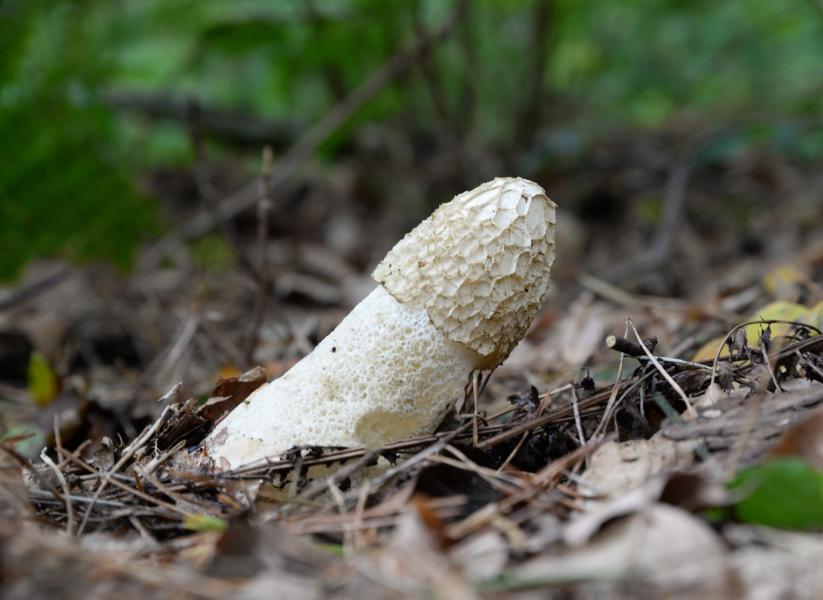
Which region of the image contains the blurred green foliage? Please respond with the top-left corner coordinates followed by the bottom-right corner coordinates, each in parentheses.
top-left (0, 0), bottom-right (161, 280)
top-left (730, 458), bottom-right (823, 530)
top-left (1, 0), bottom-right (822, 279)
top-left (26, 351), bottom-right (58, 408)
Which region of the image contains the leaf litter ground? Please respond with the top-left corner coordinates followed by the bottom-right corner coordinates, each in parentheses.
top-left (3, 171), bottom-right (823, 598)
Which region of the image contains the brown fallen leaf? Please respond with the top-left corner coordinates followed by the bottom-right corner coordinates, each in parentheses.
top-left (199, 366), bottom-right (267, 423)
top-left (514, 504), bottom-right (737, 595)
top-left (580, 434), bottom-right (699, 500)
top-left (370, 504), bottom-right (480, 600)
top-left (770, 404), bottom-right (823, 470)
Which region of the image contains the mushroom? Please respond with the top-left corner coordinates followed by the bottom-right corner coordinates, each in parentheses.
top-left (205, 177), bottom-right (556, 468)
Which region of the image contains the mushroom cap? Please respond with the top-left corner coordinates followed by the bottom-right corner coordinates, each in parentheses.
top-left (373, 177), bottom-right (556, 366)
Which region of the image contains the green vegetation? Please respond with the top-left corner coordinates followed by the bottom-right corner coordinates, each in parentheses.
top-left (2, 0), bottom-right (822, 279)
top-left (731, 458), bottom-right (823, 530)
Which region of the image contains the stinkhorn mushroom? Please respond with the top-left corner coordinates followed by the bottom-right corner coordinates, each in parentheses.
top-left (205, 177), bottom-right (556, 467)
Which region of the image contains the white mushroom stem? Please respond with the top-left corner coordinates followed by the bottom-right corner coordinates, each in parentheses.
top-left (205, 177), bottom-right (556, 468)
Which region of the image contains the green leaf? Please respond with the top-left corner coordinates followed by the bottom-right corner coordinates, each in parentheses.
top-left (27, 353), bottom-right (58, 408)
top-left (182, 514), bottom-right (228, 532)
top-left (730, 458), bottom-right (823, 530)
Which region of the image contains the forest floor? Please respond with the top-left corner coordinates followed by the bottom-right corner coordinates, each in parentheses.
top-left (2, 131), bottom-right (823, 599)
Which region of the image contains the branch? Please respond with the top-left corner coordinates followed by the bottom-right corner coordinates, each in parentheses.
top-left (164, 0), bottom-right (466, 244)
top-left (515, 0), bottom-right (553, 141)
top-left (104, 90), bottom-right (298, 149)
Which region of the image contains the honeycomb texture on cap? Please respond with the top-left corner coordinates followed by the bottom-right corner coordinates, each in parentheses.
top-left (206, 286), bottom-right (477, 467)
top-left (373, 177), bottom-right (556, 365)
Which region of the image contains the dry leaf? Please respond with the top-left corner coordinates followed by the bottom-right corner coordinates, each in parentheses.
top-left (199, 366), bottom-right (267, 423)
top-left (371, 507), bottom-right (479, 600)
top-left (514, 504), bottom-right (735, 595)
top-left (581, 434), bottom-right (699, 499)
top-left (770, 404), bottom-right (823, 470)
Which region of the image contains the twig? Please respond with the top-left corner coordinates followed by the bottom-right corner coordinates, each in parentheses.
top-left (0, 267), bottom-right (71, 312)
top-left (298, 449), bottom-right (382, 502)
top-left (627, 318), bottom-right (695, 417)
top-left (76, 406), bottom-right (171, 535)
top-left (472, 370), bottom-right (482, 446)
top-left (724, 329), bottom-right (800, 474)
top-left (515, 0), bottom-right (552, 142)
top-left (39, 450), bottom-right (74, 535)
top-left (53, 415), bottom-right (64, 468)
top-left (497, 393), bottom-right (550, 472)
top-left (605, 334), bottom-right (657, 357)
top-left (604, 157), bottom-right (693, 282)
top-left (410, 0), bottom-right (451, 124)
top-left (244, 146), bottom-right (275, 365)
top-left (570, 384), bottom-right (586, 446)
top-left (591, 318), bottom-right (630, 439)
top-left (166, 0), bottom-right (466, 243)
top-left (103, 89), bottom-right (296, 148)
top-left (444, 445), bottom-right (523, 491)
top-left (760, 341), bottom-right (783, 392)
top-left (456, 1), bottom-right (477, 136)
top-left (798, 349), bottom-right (823, 380)
top-left (328, 420), bottom-right (474, 514)
top-left (447, 440), bottom-right (601, 540)
top-left (709, 320), bottom-right (822, 388)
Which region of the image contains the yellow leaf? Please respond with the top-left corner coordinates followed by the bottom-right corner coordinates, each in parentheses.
top-left (762, 264), bottom-right (806, 297)
top-left (744, 301), bottom-right (808, 346)
top-left (692, 301), bottom-right (816, 363)
top-left (803, 301), bottom-right (823, 332)
top-left (27, 353), bottom-right (58, 408)
top-left (692, 336), bottom-right (729, 363)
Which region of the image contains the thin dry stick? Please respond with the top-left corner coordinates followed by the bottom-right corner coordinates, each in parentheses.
top-left (497, 393), bottom-right (551, 472)
top-left (216, 383), bottom-right (602, 481)
top-left (760, 341), bottom-right (783, 392)
top-left (326, 481), bottom-right (352, 554)
top-left (724, 389), bottom-right (767, 477)
top-left (324, 421), bottom-right (475, 515)
top-left (39, 450), bottom-right (74, 535)
top-left (709, 319), bottom-right (822, 388)
top-left (141, 440), bottom-right (185, 476)
top-left (244, 146), bottom-right (275, 364)
top-left (628, 318), bottom-right (695, 417)
top-left (439, 446), bottom-right (522, 493)
top-left (472, 370), bottom-right (482, 446)
top-left (477, 386), bottom-right (611, 449)
top-left (570, 384), bottom-right (586, 446)
top-left (298, 449), bottom-right (382, 502)
top-left (169, 0), bottom-right (466, 243)
top-left (799, 349), bottom-right (823, 379)
top-left (53, 415), bottom-right (64, 468)
top-left (446, 440), bottom-right (601, 540)
top-left (591, 318), bottom-right (631, 439)
top-left (58, 449), bottom-right (191, 517)
top-left (75, 406), bottom-right (171, 535)
top-left (724, 329), bottom-right (797, 474)
top-left (352, 481), bottom-right (371, 552)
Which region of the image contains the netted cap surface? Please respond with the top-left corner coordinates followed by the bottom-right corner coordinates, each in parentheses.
top-left (373, 177), bottom-right (556, 365)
